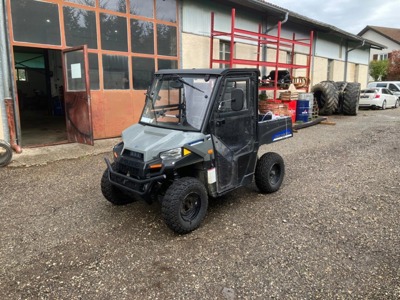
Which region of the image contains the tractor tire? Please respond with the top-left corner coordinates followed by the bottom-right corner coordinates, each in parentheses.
top-left (334, 81), bottom-right (348, 114)
top-left (101, 162), bottom-right (136, 205)
top-left (162, 177), bottom-right (208, 234)
top-left (342, 82), bottom-right (360, 116)
top-left (0, 140), bottom-right (13, 167)
top-left (255, 152), bottom-right (285, 193)
top-left (311, 81), bottom-right (339, 115)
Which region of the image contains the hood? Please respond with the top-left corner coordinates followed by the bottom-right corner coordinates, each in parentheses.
top-left (121, 124), bottom-right (206, 162)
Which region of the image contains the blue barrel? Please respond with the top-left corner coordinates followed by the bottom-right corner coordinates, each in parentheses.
top-left (296, 100), bottom-right (309, 122)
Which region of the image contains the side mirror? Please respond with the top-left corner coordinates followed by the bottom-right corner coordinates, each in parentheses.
top-left (231, 88), bottom-right (244, 111)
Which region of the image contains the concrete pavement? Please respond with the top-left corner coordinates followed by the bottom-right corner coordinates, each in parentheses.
top-left (8, 137), bottom-right (121, 168)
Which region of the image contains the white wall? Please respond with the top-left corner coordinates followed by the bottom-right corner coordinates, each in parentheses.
top-left (360, 29), bottom-right (400, 59)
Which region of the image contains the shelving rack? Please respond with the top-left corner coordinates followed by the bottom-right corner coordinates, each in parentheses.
top-left (210, 8), bottom-right (314, 100)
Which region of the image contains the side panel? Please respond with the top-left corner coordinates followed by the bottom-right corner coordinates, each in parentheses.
top-left (258, 117), bottom-right (293, 145)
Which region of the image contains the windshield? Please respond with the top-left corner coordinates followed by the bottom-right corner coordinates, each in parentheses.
top-left (140, 74), bottom-right (216, 131)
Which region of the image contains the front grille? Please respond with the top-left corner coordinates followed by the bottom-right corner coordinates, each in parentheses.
top-left (117, 157), bottom-right (144, 178)
top-left (123, 149), bottom-right (144, 161)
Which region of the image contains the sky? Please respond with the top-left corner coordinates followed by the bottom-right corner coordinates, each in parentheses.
top-left (264, 0), bottom-right (400, 35)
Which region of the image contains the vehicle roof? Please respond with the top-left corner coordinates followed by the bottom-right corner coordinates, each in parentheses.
top-left (155, 68), bottom-right (260, 76)
top-left (362, 88), bottom-right (381, 91)
top-left (368, 81), bottom-right (400, 84)
top-left (361, 87), bottom-right (393, 93)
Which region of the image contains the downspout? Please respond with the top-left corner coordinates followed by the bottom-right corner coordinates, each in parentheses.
top-left (344, 39), bottom-right (365, 82)
top-left (261, 12), bottom-right (289, 77)
top-left (0, 0), bottom-right (21, 153)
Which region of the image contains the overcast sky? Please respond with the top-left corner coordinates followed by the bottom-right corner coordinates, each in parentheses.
top-left (265, 0), bottom-right (399, 35)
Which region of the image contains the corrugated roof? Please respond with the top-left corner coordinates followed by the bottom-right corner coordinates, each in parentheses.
top-left (224, 0), bottom-right (386, 49)
top-left (358, 26), bottom-right (400, 45)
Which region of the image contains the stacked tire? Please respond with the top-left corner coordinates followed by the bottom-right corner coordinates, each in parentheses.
top-left (311, 81), bottom-right (360, 116)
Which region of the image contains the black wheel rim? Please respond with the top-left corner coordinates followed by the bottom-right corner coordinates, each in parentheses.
top-left (180, 192), bottom-right (201, 222)
top-left (269, 163), bottom-right (281, 186)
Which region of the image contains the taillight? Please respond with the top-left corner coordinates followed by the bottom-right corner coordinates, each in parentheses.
top-left (375, 94), bottom-right (381, 98)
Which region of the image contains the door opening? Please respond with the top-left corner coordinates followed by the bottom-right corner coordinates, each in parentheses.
top-left (14, 46), bottom-right (67, 147)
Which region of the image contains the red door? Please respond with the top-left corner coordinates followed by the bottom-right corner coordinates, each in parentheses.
top-left (62, 45), bottom-right (94, 145)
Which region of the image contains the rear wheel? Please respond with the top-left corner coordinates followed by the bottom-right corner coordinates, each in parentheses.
top-left (162, 177), bottom-right (208, 234)
top-left (394, 99), bottom-right (399, 108)
top-left (382, 100), bottom-right (387, 110)
top-left (101, 162), bottom-right (135, 205)
top-left (255, 152), bottom-right (285, 193)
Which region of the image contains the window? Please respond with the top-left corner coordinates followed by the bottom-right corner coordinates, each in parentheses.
top-left (63, 7), bottom-right (97, 49)
top-left (89, 54), bottom-right (99, 90)
top-left (379, 53), bottom-right (388, 61)
top-left (130, 0), bottom-right (153, 18)
top-left (219, 41), bottom-right (231, 68)
top-left (103, 55), bottom-right (129, 90)
top-left (100, 13), bottom-right (128, 52)
top-left (16, 69), bottom-right (28, 82)
top-left (132, 57), bottom-right (155, 90)
top-left (389, 83), bottom-right (400, 92)
top-left (64, 0), bottom-right (95, 7)
top-left (11, 0), bottom-right (61, 45)
top-left (286, 51), bottom-right (292, 65)
top-left (219, 79), bottom-right (248, 113)
top-left (156, 0), bottom-right (177, 22)
top-left (100, 0), bottom-right (126, 13)
top-left (131, 19), bottom-right (154, 54)
top-left (157, 24), bottom-right (177, 56)
top-left (158, 59), bottom-right (177, 70)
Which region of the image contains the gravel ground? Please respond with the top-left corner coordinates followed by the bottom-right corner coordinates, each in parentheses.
top-left (1, 108), bottom-right (399, 299)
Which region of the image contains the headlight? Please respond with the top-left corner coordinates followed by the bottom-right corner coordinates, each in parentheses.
top-left (113, 142), bottom-right (124, 159)
top-left (160, 148), bottom-right (182, 160)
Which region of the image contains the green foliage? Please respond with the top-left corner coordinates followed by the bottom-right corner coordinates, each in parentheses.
top-left (369, 59), bottom-right (388, 81)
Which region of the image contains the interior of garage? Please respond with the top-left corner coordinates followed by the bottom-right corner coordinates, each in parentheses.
top-left (14, 46), bottom-right (67, 147)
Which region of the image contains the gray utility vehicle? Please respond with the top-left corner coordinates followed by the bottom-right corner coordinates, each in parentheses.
top-left (101, 68), bottom-right (293, 234)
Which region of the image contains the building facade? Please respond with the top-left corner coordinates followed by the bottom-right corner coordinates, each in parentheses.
top-left (358, 26), bottom-right (400, 61)
top-left (0, 0), bottom-right (381, 150)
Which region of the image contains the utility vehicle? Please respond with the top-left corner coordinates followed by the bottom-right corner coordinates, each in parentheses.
top-left (101, 68), bottom-right (292, 234)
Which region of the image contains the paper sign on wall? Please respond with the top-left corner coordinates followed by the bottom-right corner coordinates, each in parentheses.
top-left (71, 63), bottom-right (82, 79)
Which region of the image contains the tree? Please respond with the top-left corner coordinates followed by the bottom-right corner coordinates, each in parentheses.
top-left (386, 50), bottom-right (400, 80)
top-left (369, 59), bottom-right (388, 81)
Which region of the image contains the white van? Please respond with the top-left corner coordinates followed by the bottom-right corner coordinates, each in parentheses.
top-left (367, 81), bottom-right (400, 99)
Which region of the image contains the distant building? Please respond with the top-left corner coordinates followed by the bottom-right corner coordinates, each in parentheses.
top-left (358, 26), bottom-right (400, 61)
top-left (0, 0), bottom-right (383, 150)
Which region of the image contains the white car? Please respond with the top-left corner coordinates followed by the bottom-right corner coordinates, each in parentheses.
top-left (359, 88), bottom-right (399, 110)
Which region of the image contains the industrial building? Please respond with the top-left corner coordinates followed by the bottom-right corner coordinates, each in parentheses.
top-left (0, 0), bottom-right (383, 150)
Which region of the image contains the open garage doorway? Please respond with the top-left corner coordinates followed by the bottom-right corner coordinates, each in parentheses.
top-left (14, 46), bottom-right (67, 147)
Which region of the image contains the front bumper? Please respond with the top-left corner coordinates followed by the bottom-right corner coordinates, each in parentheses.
top-left (105, 158), bottom-right (166, 197)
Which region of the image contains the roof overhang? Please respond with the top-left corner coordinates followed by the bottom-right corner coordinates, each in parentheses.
top-left (223, 0), bottom-right (386, 50)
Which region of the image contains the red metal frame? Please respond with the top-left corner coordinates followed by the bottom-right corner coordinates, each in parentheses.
top-left (210, 8), bottom-right (314, 100)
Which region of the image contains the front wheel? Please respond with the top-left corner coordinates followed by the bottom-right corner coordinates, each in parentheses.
top-left (101, 163), bottom-right (135, 205)
top-left (255, 152), bottom-right (285, 193)
top-left (162, 177), bottom-right (208, 234)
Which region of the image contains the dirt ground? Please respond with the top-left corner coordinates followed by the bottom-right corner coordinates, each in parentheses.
top-left (1, 108), bottom-right (399, 299)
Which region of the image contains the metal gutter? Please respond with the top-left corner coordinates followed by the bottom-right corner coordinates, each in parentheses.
top-left (226, 0), bottom-right (386, 50)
